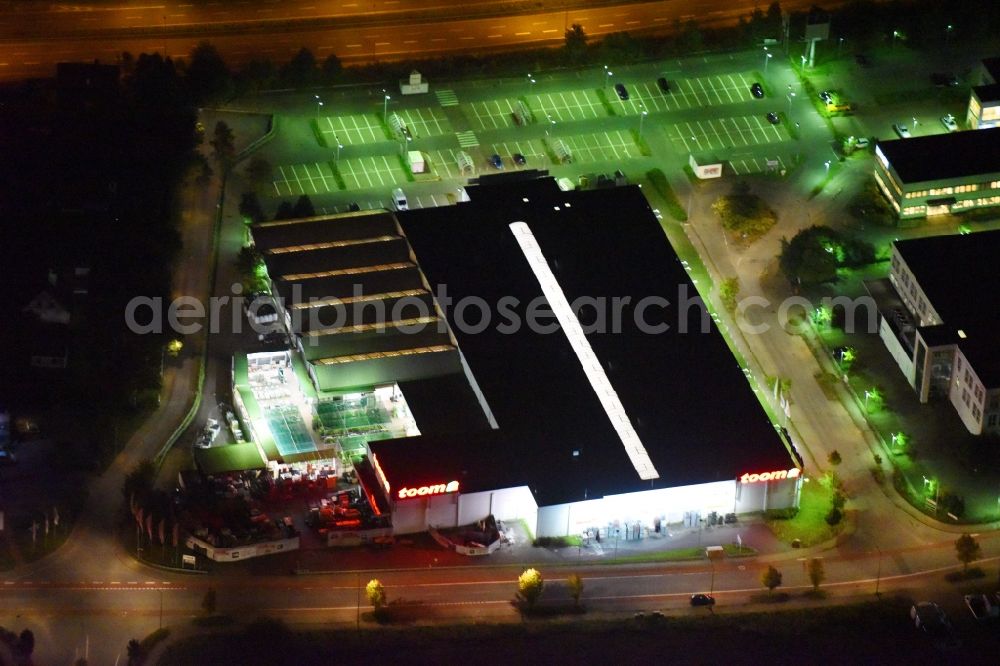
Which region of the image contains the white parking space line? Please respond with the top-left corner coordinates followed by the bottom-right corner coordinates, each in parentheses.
top-left (397, 107), bottom-right (451, 137)
top-left (530, 89), bottom-right (604, 123)
top-left (465, 99), bottom-right (517, 130)
top-left (317, 114), bottom-right (384, 146)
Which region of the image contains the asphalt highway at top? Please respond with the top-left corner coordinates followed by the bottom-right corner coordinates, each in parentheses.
top-left (0, 0), bottom-right (851, 82)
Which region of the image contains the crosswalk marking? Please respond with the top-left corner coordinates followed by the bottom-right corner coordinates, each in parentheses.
top-left (456, 130), bottom-right (479, 148)
top-left (436, 89), bottom-right (459, 106)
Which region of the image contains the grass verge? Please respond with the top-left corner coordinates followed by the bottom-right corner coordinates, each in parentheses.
top-left (645, 168), bottom-right (688, 221)
top-left (764, 479), bottom-right (842, 547)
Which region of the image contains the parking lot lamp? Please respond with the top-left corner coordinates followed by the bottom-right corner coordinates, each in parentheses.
top-left (945, 24), bottom-right (953, 44)
top-left (337, 143), bottom-right (343, 162)
top-left (824, 160), bottom-right (831, 174)
top-left (639, 109), bottom-right (648, 138)
top-left (528, 73), bottom-right (536, 86)
top-left (764, 50), bottom-right (773, 74)
top-left (383, 90), bottom-right (390, 122)
top-left (603, 64), bottom-right (608, 88)
top-left (787, 91), bottom-right (795, 116)
top-left (892, 30), bottom-right (901, 49)
top-left (314, 94), bottom-right (322, 117)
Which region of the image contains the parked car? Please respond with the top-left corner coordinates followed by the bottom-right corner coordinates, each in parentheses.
top-left (513, 153), bottom-right (527, 166)
top-left (392, 187), bottom-right (408, 211)
top-left (750, 82), bottom-right (764, 98)
top-left (941, 114), bottom-right (958, 132)
top-left (657, 76), bottom-right (671, 93)
top-left (911, 602), bottom-right (947, 632)
top-left (855, 137), bottom-right (871, 149)
top-left (489, 154), bottom-right (504, 169)
top-left (893, 123), bottom-right (911, 139)
top-left (964, 594), bottom-right (998, 621)
top-left (931, 72), bottom-right (959, 87)
top-left (347, 202), bottom-right (361, 212)
top-left (690, 594), bottom-right (716, 607)
top-left (766, 112), bottom-right (780, 125)
top-left (614, 82), bottom-right (629, 100)
top-left (819, 90), bottom-right (833, 104)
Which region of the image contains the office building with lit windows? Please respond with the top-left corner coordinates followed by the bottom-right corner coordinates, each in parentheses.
top-left (873, 127), bottom-right (1000, 220)
top-left (870, 230), bottom-right (1000, 435)
top-left (965, 57), bottom-right (1000, 129)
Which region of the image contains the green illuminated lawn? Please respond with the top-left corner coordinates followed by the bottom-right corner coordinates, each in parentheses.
top-left (764, 480), bottom-right (843, 547)
top-left (603, 543), bottom-right (757, 565)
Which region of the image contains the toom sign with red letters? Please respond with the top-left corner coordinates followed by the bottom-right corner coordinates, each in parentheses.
top-left (396, 480), bottom-right (460, 499)
top-left (739, 468), bottom-right (801, 484)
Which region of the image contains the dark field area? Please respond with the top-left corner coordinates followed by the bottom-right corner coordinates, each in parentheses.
top-left (158, 597), bottom-right (998, 665)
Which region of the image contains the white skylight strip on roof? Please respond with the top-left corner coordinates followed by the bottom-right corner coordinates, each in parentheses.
top-left (509, 222), bottom-right (659, 481)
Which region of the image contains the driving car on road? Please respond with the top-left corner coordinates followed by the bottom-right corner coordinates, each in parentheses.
top-left (690, 594), bottom-right (715, 607)
top-left (614, 83), bottom-right (629, 100)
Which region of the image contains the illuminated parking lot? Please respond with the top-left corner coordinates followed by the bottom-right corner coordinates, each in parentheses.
top-left (464, 99), bottom-right (520, 130)
top-left (273, 162), bottom-right (339, 196)
top-left (528, 89), bottom-right (606, 122)
top-left (338, 155), bottom-right (407, 190)
top-left (612, 73), bottom-right (759, 115)
top-left (551, 130), bottom-right (642, 163)
top-left (392, 107), bottom-right (452, 137)
top-left (666, 115), bottom-right (788, 152)
top-left (316, 114), bottom-right (385, 146)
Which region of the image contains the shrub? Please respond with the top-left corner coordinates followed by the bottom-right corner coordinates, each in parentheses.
top-left (828, 450), bottom-right (842, 466)
top-left (825, 507), bottom-right (843, 525)
top-left (517, 568), bottom-right (544, 609)
top-left (764, 507), bottom-right (799, 520)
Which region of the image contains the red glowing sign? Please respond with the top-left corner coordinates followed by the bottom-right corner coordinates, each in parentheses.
top-left (739, 468), bottom-right (801, 484)
top-left (397, 480), bottom-right (459, 499)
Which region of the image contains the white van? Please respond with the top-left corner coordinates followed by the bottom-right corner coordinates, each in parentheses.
top-left (392, 188), bottom-right (408, 211)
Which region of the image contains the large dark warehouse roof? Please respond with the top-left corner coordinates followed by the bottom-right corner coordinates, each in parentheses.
top-left (877, 126), bottom-right (1000, 184)
top-left (371, 174), bottom-right (793, 506)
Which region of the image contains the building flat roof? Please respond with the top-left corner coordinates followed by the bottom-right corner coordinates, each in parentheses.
top-left (896, 229), bottom-right (1000, 386)
top-left (877, 126), bottom-right (1000, 184)
top-left (372, 175), bottom-right (792, 506)
top-left (973, 83), bottom-right (1000, 104)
